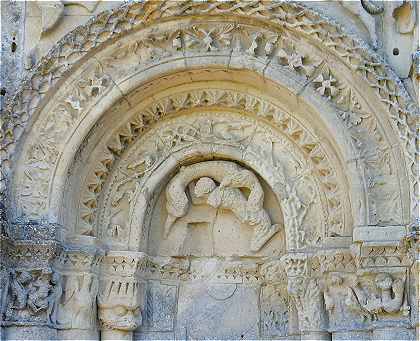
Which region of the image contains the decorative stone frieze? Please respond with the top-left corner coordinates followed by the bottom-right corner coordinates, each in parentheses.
top-left (352, 225), bottom-right (414, 269)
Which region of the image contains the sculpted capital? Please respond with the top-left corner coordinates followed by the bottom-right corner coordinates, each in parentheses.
top-left (97, 251), bottom-right (147, 338)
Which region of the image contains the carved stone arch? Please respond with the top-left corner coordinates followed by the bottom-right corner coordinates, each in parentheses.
top-left (100, 132), bottom-right (321, 253)
top-left (67, 77), bottom-right (358, 248)
top-left (1, 2), bottom-right (417, 340)
top-left (2, 1), bottom-right (416, 229)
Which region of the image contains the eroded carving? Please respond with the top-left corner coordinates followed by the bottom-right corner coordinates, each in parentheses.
top-left (346, 273), bottom-right (410, 320)
top-left (281, 254), bottom-right (328, 334)
top-left (58, 273), bottom-right (99, 329)
top-left (98, 278), bottom-right (141, 332)
top-left (5, 269), bottom-right (61, 326)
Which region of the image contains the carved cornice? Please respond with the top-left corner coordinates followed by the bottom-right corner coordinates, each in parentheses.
top-left (54, 247), bottom-right (103, 274)
top-left (100, 251), bottom-right (148, 277)
top-left (352, 225), bottom-right (414, 269)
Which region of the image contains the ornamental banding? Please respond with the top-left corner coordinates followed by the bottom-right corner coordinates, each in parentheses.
top-left (3, 4), bottom-right (414, 228)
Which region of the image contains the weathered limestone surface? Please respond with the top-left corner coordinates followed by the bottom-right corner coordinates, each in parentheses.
top-left (0, 0), bottom-right (418, 340)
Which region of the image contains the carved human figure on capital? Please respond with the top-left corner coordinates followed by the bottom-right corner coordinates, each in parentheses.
top-left (163, 161), bottom-right (280, 251)
top-left (58, 273), bottom-right (99, 329)
top-left (5, 268), bottom-right (62, 324)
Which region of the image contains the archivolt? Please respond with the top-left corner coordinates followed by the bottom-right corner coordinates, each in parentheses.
top-left (75, 85), bottom-right (350, 242)
top-left (1, 1), bottom-right (416, 230)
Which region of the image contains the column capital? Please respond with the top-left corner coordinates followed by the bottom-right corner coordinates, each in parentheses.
top-left (280, 253), bottom-right (329, 336)
top-left (97, 251), bottom-right (147, 338)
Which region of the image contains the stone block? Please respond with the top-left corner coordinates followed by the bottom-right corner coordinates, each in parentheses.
top-left (353, 226), bottom-right (408, 243)
top-left (142, 281), bottom-right (178, 332)
top-left (175, 282), bottom-right (259, 339)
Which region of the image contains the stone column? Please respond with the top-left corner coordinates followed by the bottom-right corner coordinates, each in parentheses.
top-left (98, 251), bottom-right (147, 341)
top-left (281, 253), bottom-right (331, 341)
top-left (415, 238), bottom-right (419, 340)
top-left (54, 237), bottom-right (103, 340)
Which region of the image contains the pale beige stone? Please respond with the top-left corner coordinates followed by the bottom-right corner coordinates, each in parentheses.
top-left (0, 1), bottom-right (418, 340)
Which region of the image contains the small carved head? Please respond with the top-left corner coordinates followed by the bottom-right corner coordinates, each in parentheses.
top-left (98, 279), bottom-right (142, 331)
top-left (375, 273), bottom-right (393, 290)
top-left (98, 301), bottom-right (141, 331)
top-left (194, 177), bottom-right (216, 197)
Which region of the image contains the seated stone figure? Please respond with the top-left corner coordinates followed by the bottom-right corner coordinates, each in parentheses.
top-left (163, 161), bottom-right (279, 252)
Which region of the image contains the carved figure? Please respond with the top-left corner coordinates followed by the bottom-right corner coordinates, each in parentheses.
top-left (163, 161), bottom-right (279, 252)
top-left (345, 277), bottom-right (373, 320)
top-left (345, 273), bottom-right (408, 320)
top-left (375, 273), bottom-right (406, 314)
top-left (47, 272), bottom-right (62, 325)
top-left (279, 181), bottom-right (316, 249)
top-left (27, 269), bottom-right (52, 314)
top-left (8, 270), bottom-right (32, 310)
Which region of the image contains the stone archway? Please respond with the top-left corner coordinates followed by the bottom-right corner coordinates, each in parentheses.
top-left (0, 1), bottom-right (417, 340)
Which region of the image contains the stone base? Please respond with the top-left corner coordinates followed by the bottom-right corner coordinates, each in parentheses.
top-left (58, 328), bottom-right (99, 340)
top-left (301, 331), bottom-right (331, 340)
top-left (372, 327), bottom-right (415, 340)
top-left (5, 326), bottom-right (57, 340)
top-left (332, 330), bottom-right (371, 340)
